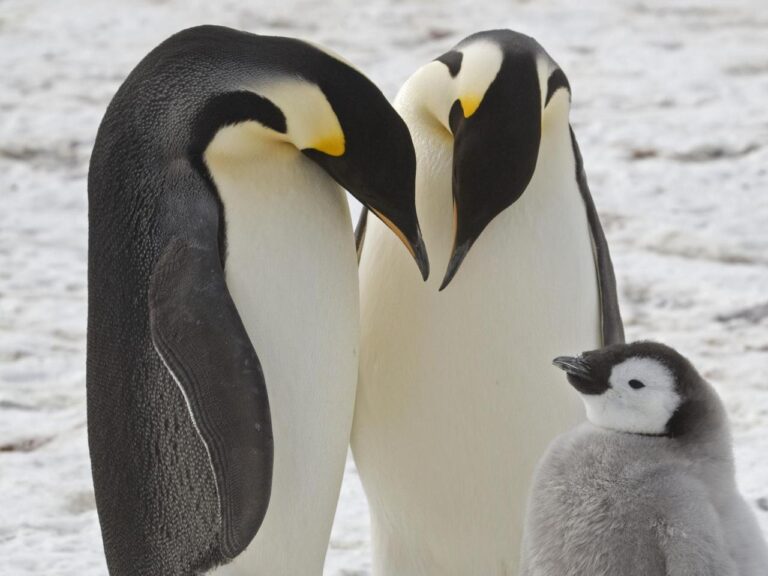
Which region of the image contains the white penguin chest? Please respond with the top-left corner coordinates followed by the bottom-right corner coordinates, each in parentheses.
top-left (205, 137), bottom-right (359, 574)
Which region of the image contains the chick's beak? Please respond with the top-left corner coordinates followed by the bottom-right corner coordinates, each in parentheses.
top-left (552, 355), bottom-right (608, 396)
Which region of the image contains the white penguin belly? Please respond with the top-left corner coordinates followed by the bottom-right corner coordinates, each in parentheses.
top-left (206, 139), bottom-right (359, 575)
top-left (352, 123), bottom-right (599, 575)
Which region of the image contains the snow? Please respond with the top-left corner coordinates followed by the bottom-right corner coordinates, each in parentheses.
top-left (0, 0), bottom-right (766, 574)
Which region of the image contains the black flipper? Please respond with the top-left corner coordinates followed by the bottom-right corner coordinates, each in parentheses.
top-left (570, 127), bottom-right (625, 345)
top-left (355, 206), bottom-right (369, 262)
top-left (149, 238), bottom-right (273, 560)
top-left (88, 153), bottom-right (274, 575)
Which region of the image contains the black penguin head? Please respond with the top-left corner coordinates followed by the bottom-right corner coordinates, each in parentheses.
top-left (301, 64), bottom-right (429, 280)
top-left (412, 30), bottom-right (572, 289)
top-left (193, 37), bottom-right (429, 280)
top-left (553, 342), bottom-right (713, 437)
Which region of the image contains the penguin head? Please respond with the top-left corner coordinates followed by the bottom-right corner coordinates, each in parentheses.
top-left (195, 36), bottom-right (429, 279)
top-left (553, 342), bottom-right (716, 437)
top-left (397, 30), bottom-right (571, 289)
top-left (298, 66), bottom-right (430, 280)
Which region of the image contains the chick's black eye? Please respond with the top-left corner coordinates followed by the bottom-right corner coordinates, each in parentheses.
top-left (629, 379), bottom-right (645, 390)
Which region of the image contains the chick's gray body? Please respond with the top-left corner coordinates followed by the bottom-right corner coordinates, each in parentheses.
top-left (520, 358), bottom-right (767, 575)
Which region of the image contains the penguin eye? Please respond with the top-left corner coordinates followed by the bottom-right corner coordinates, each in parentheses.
top-left (628, 379), bottom-right (646, 390)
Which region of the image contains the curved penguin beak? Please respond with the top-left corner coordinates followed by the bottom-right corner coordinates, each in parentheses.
top-left (439, 57), bottom-right (542, 290)
top-left (369, 206), bottom-right (429, 280)
top-left (552, 355), bottom-right (608, 395)
top-left (301, 73), bottom-right (429, 281)
top-left (552, 356), bottom-right (593, 378)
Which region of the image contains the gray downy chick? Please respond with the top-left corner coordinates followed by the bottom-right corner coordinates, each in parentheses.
top-left (519, 341), bottom-right (768, 576)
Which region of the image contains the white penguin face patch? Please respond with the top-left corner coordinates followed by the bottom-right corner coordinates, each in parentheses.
top-left (396, 41), bottom-right (504, 133)
top-left (581, 357), bottom-right (681, 435)
top-left (454, 41), bottom-right (504, 118)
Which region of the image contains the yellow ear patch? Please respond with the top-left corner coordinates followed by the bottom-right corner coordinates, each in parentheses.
top-left (454, 41), bottom-right (504, 120)
top-left (312, 133), bottom-right (345, 157)
top-left (459, 94), bottom-right (482, 118)
top-left (250, 79), bottom-right (346, 157)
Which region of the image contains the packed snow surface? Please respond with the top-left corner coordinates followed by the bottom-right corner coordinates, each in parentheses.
top-left (1, 0), bottom-right (766, 574)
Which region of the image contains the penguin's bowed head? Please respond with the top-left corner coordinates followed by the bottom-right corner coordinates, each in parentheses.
top-left (412, 30), bottom-right (573, 288)
top-left (553, 342), bottom-right (707, 437)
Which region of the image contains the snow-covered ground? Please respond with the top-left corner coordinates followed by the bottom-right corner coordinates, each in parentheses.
top-left (1, 0), bottom-right (766, 573)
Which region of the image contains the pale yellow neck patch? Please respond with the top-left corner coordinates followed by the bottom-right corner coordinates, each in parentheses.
top-left (204, 119), bottom-right (297, 167)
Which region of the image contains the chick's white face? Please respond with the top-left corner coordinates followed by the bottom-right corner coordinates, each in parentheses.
top-left (581, 357), bottom-right (681, 435)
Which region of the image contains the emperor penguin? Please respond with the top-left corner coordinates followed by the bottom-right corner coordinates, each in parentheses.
top-left (87, 25), bottom-right (428, 576)
top-left (520, 342), bottom-right (768, 576)
top-left (352, 30), bottom-right (624, 574)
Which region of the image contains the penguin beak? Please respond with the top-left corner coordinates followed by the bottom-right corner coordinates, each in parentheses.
top-left (369, 207), bottom-right (430, 281)
top-left (439, 62), bottom-right (542, 290)
top-left (552, 355), bottom-right (608, 395)
top-left (302, 106), bottom-right (429, 281)
top-left (552, 356), bottom-right (593, 378)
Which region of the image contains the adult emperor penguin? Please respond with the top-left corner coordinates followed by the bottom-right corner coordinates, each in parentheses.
top-left (87, 25), bottom-right (427, 576)
top-left (352, 30), bottom-right (624, 574)
top-left (520, 342), bottom-right (768, 575)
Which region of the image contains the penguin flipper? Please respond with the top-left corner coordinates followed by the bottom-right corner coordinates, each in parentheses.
top-left (355, 206), bottom-right (369, 262)
top-left (569, 127), bottom-right (625, 345)
top-left (149, 237), bottom-right (273, 560)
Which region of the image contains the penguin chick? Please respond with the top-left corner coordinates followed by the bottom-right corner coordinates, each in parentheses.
top-left (519, 341), bottom-right (768, 576)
